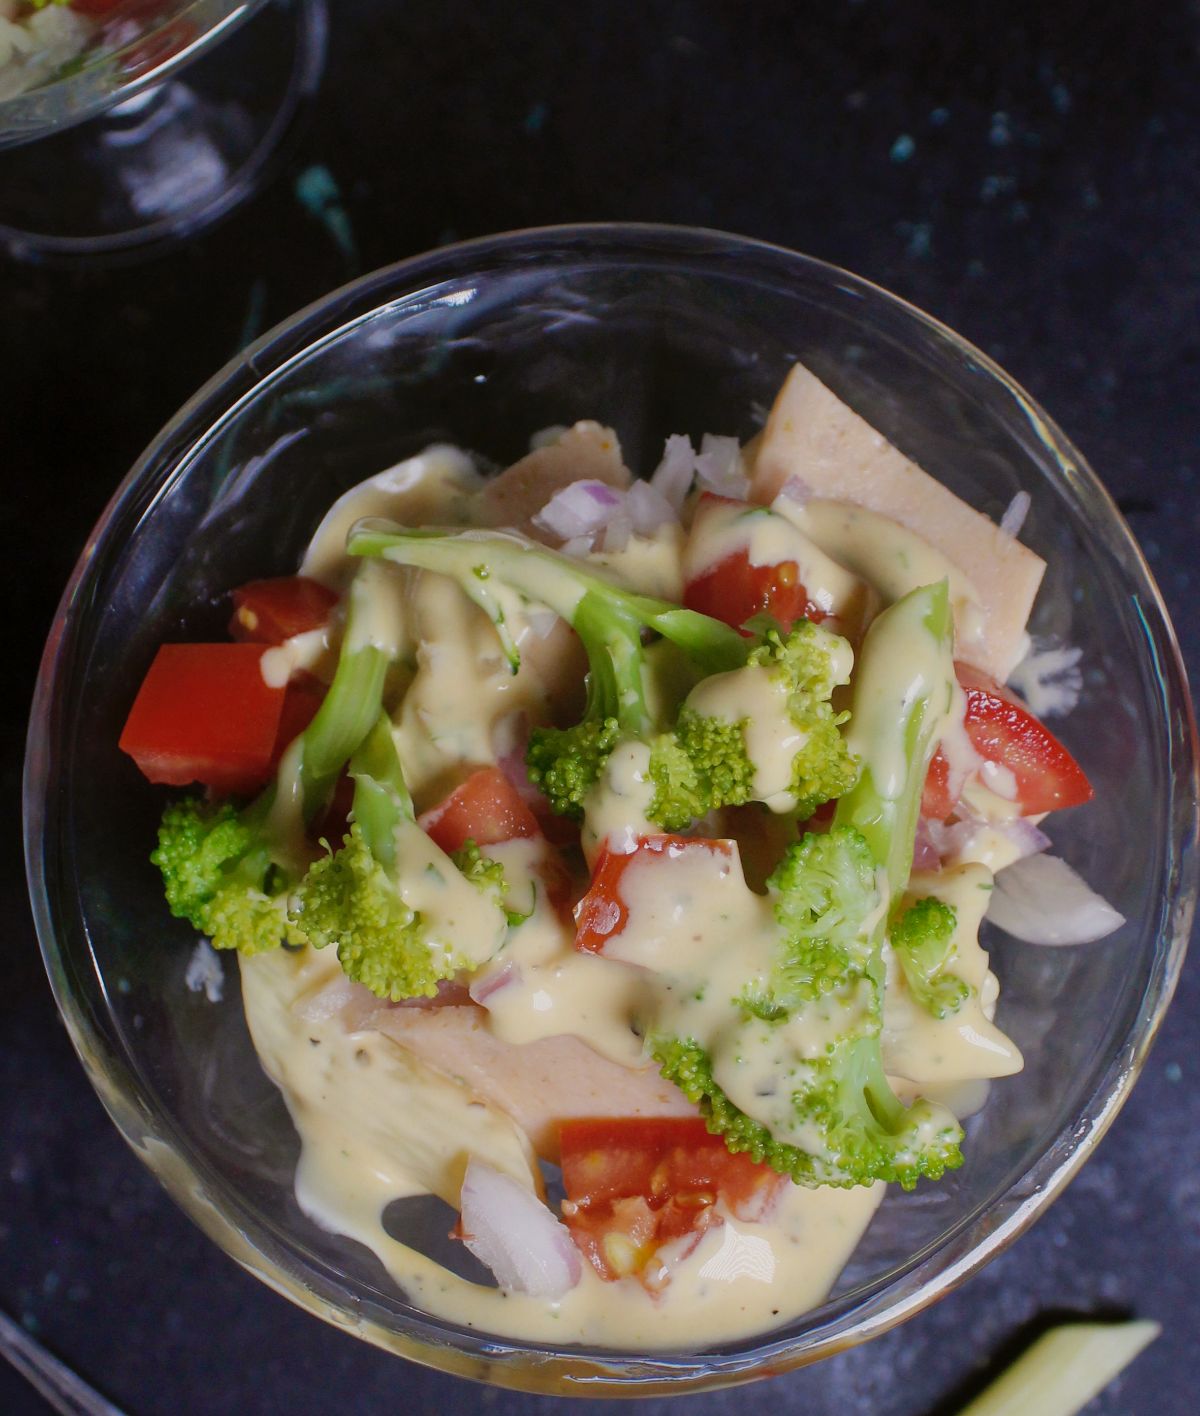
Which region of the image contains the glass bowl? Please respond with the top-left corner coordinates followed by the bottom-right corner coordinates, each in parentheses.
top-left (0, 0), bottom-right (325, 259)
top-left (24, 224), bottom-right (1197, 1395)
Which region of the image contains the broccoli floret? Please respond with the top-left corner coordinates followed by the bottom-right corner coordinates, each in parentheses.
top-left (672, 707), bottom-right (758, 810)
top-left (677, 616), bottom-right (858, 818)
top-left (291, 715), bottom-right (509, 999)
top-left (348, 523), bottom-right (749, 828)
top-left (150, 564), bottom-right (393, 956)
top-left (654, 1033), bottom-right (963, 1191)
top-left (742, 825), bottom-right (881, 1016)
top-left (891, 897), bottom-right (970, 1019)
top-left (152, 798), bottom-right (306, 955)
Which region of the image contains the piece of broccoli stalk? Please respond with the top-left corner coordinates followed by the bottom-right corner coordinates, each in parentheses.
top-left (347, 522), bottom-right (856, 829)
top-left (653, 582), bottom-right (966, 1190)
top-left (151, 565), bottom-right (393, 954)
top-left (348, 521), bottom-right (751, 828)
top-left (291, 711), bottom-right (510, 1000)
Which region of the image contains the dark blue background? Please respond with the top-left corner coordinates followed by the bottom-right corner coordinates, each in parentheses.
top-left (3, 1), bottom-right (1197, 1411)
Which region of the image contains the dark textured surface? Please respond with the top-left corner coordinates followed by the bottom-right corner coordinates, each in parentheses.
top-left (2, 1), bottom-right (1198, 1412)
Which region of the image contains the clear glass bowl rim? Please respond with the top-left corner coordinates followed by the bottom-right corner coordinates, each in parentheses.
top-left (24, 222), bottom-right (1199, 1396)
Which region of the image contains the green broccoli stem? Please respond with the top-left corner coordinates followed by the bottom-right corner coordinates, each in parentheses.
top-left (833, 580), bottom-right (955, 901)
top-left (346, 521), bottom-right (750, 679)
top-left (296, 567), bottom-right (393, 807)
top-left (345, 713), bottom-right (414, 873)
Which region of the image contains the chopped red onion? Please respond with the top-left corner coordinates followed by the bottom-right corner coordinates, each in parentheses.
top-left (468, 959), bottom-right (521, 1005)
top-left (987, 853), bottom-right (1124, 945)
top-left (532, 480), bottom-right (624, 540)
top-left (625, 478), bottom-right (678, 536)
top-left (459, 1160), bottom-right (582, 1297)
top-left (999, 490), bottom-right (1031, 539)
top-left (293, 972), bottom-right (379, 1025)
top-left (773, 475), bottom-right (815, 507)
top-left (694, 434), bottom-right (748, 498)
top-left (929, 814), bottom-right (1050, 867)
top-left (649, 434), bottom-right (697, 511)
top-left (912, 817), bottom-right (942, 871)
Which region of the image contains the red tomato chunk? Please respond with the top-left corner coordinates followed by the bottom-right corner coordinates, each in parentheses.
top-left (419, 767), bottom-right (541, 852)
top-left (119, 643), bottom-right (286, 797)
top-left (559, 1117), bottom-right (785, 1284)
top-left (922, 664), bottom-right (1093, 819)
top-left (574, 836), bottom-right (733, 954)
top-left (229, 576), bottom-right (338, 646)
top-left (683, 494), bottom-right (824, 634)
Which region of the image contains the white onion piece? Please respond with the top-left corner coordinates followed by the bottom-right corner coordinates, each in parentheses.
top-left (601, 510), bottom-right (633, 552)
top-left (523, 605), bottom-right (559, 640)
top-left (987, 854), bottom-right (1124, 945)
top-left (649, 433), bottom-right (696, 511)
top-left (459, 1160), bottom-right (582, 1297)
top-left (531, 480), bottom-right (624, 539)
top-left (559, 534), bottom-right (595, 559)
top-left (1008, 639), bottom-right (1084, 720)
top-left (694, 434), bottom-right (748, 497)
top-left (625, 478), bottom-right (678, 536)
top-left (999, 489), bottom-right (1031, 538)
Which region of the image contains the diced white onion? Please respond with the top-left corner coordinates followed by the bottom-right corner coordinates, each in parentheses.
top-left (999, 489), bottom-right (1032, 538)
top-left (987, 853), bottom-right (1124, 945)
top-left (531, 480), bottom-right (624, 540)
top-left (523, 605), bottom-right (559, 639)
top-left (694, 434), bottom-right (749, 498)
top-left (625, 478), bottom-right (678, 536)
top-left (559, 534), bottom-right (595, 559)
top-left (601, 510), bottom-right (633, 553)
top-left (184, 941), bottom-right (224, 1004)
top-left (649, 434), bottom-right (697, 511)
top-left (459, 1160), bottom-right (582, 1297)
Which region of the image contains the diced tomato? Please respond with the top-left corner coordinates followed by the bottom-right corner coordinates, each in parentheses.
top-left (119, 643), bottom-right (285, 796)
top-left (574, 836), bottom-right (732, 954)
top-left (921, 664), bottom-right (1094, 819)
top-left (71, 0), bottom-right (125, 13)
top-left (419, 767), bottom-right (541, 853)
top-left (684, 493), bottom-right (824, 634)
top-left (559, 1117), bottom-right (785, 1283)
top-left (920, 750), bottom-right (957, 822)
top-left (229, 576), bottom-right (338, 646)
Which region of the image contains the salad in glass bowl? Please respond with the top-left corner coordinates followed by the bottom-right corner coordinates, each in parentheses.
top-left (26, 227), bottom-right (1195, 1393)
top-left (114, 359), bottom-right (1125, 1348)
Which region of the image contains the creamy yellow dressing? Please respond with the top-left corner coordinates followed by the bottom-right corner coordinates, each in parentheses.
top-left (785, 498), bottom-right (987, 657)
top-left (882, 864), bottom-right (1023, 1085)
top-left (302, 446), bottom-right (483, 587)
top-left (242, 945), bottom-right (883, 1348)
